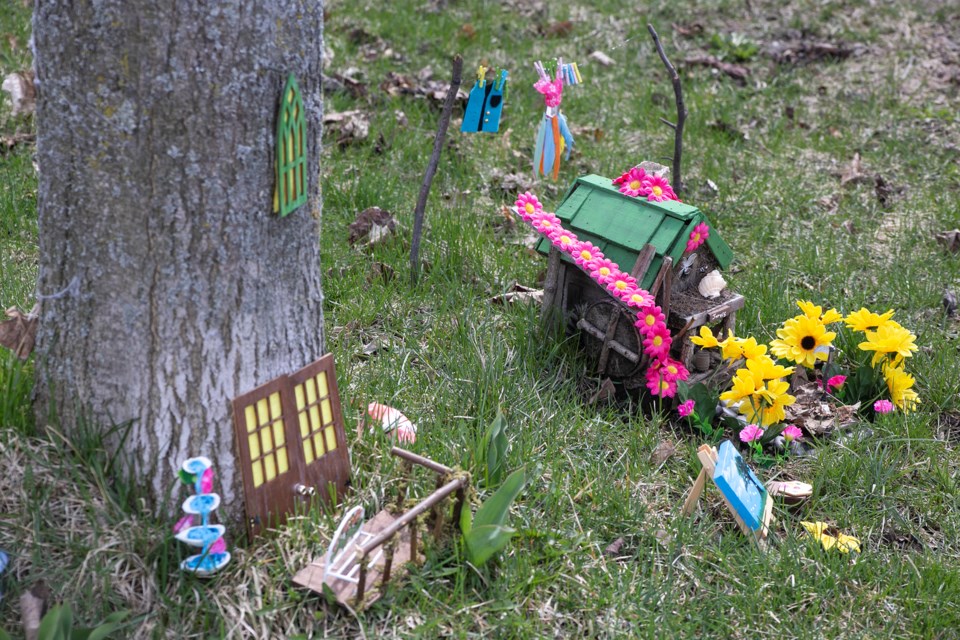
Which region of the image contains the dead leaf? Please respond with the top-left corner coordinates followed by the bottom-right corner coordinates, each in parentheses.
top-left (943, 289), bottom-right (957, 318)
top-left (766, 40), bottom-right (858, 65)
top-left (348, 207), bottom-right (397, 246)
top-left (935, 229), bottom-right (960, 253)
top-left (673, 22), bottom-right (704, 37)
top-left (460, 23), bottom-right (476, 39)
top-left (0, 305), bottom-right (38, 359)
top-left (489, 169), bottom-right (536, 197)
top-left (604, 537), bottom-right (625, 556)
top-left (367, 261), bottom-right (395, 283)
top-left (650, 440), bottom-right (676, 466)
top-left (842, 220), bottom-right (857, 235)
top-left (571, 125), bottom-right (605, 142)
top-left (323, 110), bottom-right (370, 147)
top-left (588, 51), bottom-right (615, 67)
top-left (588, 377), bottom-right (617, 405)
top-left (490, 284), bottom-right (543, 305)
top-left (874, 175), bottom-right (901, 207)
top-left (543, 20), bottom-right (574, 38)
top-left (0, 131), bottom-right (34, 153)
top-left (2, 71), bottom-right (35, 117)
top-left (654, 529), bottom-right (673, 547)
top-left (321, 72), bottom-right (367, 99)
top-left (839, 152), bottom-right (869, 187)
top-left (684, 56), bottom-right (749, 82)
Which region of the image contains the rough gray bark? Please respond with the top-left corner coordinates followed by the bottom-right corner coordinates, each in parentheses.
top-left (32, 0), bottom-right (325, 516)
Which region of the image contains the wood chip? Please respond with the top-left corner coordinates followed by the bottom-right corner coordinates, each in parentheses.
top-left (650, 440), bottom-right (677, 466)
top-left (604, 537), bottom-right (625, 556)
top-left (588, 51), bottom-right (615, 67)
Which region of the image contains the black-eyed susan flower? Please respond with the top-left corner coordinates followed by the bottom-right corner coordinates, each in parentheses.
top-left (770, 313), bottom-right (837, 369)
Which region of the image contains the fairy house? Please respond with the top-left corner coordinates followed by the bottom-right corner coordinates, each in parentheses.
top-left (536, 174), bottom-right (744, 387)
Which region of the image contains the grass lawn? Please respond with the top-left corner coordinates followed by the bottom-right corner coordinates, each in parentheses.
top-left (2, 0), bottom-right (959, 637)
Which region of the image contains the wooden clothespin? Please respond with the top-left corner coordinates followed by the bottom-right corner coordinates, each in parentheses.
top-left (681, 441), bottom-right (774, 549)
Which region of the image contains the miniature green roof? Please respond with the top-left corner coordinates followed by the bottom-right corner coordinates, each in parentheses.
top-left (535, 174), bottom-right (733, 291)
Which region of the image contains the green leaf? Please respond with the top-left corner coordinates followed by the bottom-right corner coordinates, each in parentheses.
top-left (83, 611), bottom-right (130, 640)
top-left (482, 411), bottom-right (509, 487)
top-left (178, 469), bottom-right (196, 485)
top-left (463, 524), bottom-right (516, 566)
top-left (38, 604), bottom-right (71, 640)
top-left (473, 467), bottom-right (527, 530)
top-left (459, 498), bottom-right (472, 535)
top-left (0, 627), bottom-right (12, 640)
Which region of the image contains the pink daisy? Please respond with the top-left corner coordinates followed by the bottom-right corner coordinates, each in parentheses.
top-left (548, 228), bottom-right (579, 251)
top-left (646, 175), bottom-right (678, 203)
top-left (642, 322), bottom-right (673, 360)
top-left (531, 212), bottom-right (562, 234)
top-left (660, 357), bottom-right (689, 383)
top-left (618, 167), bottom-right (651, 198)
top-left (515, 192), bottom-right (542, 218)
top-left (635, 305), bottom-right (666, 336)
top-left (589, 258), bottom-right (619, 285)
top-left (739, 424), bottom-right (764, 443)
top-left (685, 222), bottom-right (710, 253)
top-left (572, 241), bottom-right (604, 269)
top-left (827, 375), bottom-right (846, 390)
top-left (678, 399), bottom-right (696, 418)
top-left (644, 363), bottom-right (677, 398)
top-left (621, 288), bottom-right (655, 309)
top-left (782, 425), bottom-right (803, 442)
top-left (606, 271), bottom-right (638, 296)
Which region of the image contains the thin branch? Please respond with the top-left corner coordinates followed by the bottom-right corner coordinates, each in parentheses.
top-left (410, 54), bottom-right (463, 284)
top-left (647, 24), bottom-right (686, 196)
top-left (658, 117), bottom-right (677, 129)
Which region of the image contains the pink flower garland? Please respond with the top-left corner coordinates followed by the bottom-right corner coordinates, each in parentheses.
top-left (685, 222), bottom-right (709, 253)
top-left (612, 167), bottom-right (680, 203)
top-left (515, 194), bottom-right (689, 397)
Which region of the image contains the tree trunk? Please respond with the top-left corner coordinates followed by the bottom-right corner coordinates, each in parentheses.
top-left (32, 0), bottom-right (325, 517)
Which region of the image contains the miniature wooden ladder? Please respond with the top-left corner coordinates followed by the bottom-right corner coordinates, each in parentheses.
top-left (681, 444), bottom-right (774, 549)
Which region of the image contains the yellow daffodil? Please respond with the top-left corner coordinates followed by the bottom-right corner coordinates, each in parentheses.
top-left (797, 300), bottom-right (843, 325)
top-left (801, 521), bottom-right (861, 553)
top-left (734, 336), bottom-right (767, 361)
top-left (746, 353), bottom-right (794, 381)
top-left (770, 314), bottom-right (836, 369)
top-left (690, 325), bottom-right (720, 349)
top-left (858, 322), bottom-right (917, 367)
top-left (883, 363), bottom-right (920, 412)
top-left (844, 307), bottom-right (896, 333)
top-left (719, 360), bottom-right (795, 426)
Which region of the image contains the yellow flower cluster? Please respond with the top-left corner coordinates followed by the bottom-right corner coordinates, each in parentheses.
top-left (845, 307), bottom-right (919, 412)
top-left (770, 300), bottom-right (842, 369)
top-left (801, 521), bottom-right (861, 553)
top-left (692, 326), bottom-right (795, 427)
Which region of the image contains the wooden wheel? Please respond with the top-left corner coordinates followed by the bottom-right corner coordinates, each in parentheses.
top-left (577, 299), bottom-right (644, 380)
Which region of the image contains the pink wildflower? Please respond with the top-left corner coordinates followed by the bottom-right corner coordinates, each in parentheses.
top-left (646, 175), bottom-right (678, 203)
top-left (530, 211), bottom-right (562, 233)
top-left (572, 241), bottom-right (604, 269)
top-left (782, 425), bottom-right (803, 442)
top-left (635, 305), bottom-right (666, 336)
top-left (874, 399), bottom-right (895, 414)
top-left (606, 271), bottom-right (638, 296)
top-left (739, 424), bottom-right (765, 443)
top-left (685, 222), bottom-right (710, 253)
top-left (589, 258), bottom-right (619, 284)
top-left (618, 167), bottom-right (651, 198)
top-left (200, 467), bottom-right (215, 494)
top-left (515, 192), bottom-right (542, 218)
top-left (827, 375), bottom-right (846, 390)
top-left (678, 399), bottom-right (696, 418)
top-left (642, 322), bottom-right (672, 360)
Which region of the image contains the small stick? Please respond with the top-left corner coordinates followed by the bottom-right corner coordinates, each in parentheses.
top-left (410, 54), bottom-right (463, 284)
top-left (647, 24), bottom-right (686, 196)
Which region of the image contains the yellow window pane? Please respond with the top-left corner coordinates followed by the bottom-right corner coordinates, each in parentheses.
top-left (245, 405), bottom-right (257, 433)
top-left (285, 170), bottom-right (292, 200)
top-left (321, 398), bottom-right (332, 425)
top-left (318, 372), bottom-right (329, 397)
top-left (314, 433), bottom-right (325, 456)
top-left (256, 399), bottom-right (269, 426)
top-left (298, 412), bottom-right (309, 438)
top-left (248, 433), bottom-right (260, 460)
top-left (295, 384), bottom-right (305, 410)
top-left (304, 439), bottom-right (315, 464)
top-left (269, 392), bottom-right (282, 420)
top-left (265, 454), bottom-right (277, 481)
top-left (325, 425), bottom-right (337, 452)
top-left (288, 88), bottom-right (294, 103)
top-left (260, 427), bottom-right (273, 453)
top-left (273, 421), bottom-right (285, 446)
top-left (252, 461), bottom-right (264, 488)
top-left (309, 406), bottom-right (321, 432)
top-left (306, 378), bottom-right (317, 404)
top-left (287, 134), bottom-right (293, 163)
top-left (277, 447), bottom-right (289, 474)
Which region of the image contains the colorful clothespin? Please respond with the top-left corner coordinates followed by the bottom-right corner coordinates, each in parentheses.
top-left (462, 66), bottom-right (509, 133)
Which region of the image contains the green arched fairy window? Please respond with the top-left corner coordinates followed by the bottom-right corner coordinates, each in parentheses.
top-left (275, 74), bottom-right (308, 217)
